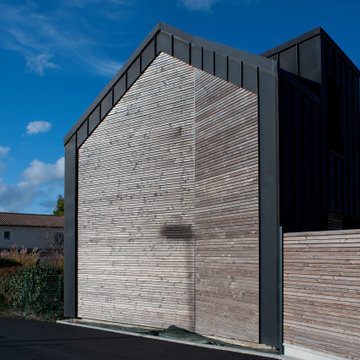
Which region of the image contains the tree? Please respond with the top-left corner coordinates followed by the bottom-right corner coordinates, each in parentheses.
top-left (53, 194), bottom-right (64, 215)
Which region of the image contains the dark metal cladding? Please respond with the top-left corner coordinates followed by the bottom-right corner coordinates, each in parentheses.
top-left (279, 46), bottom-right (297, 75)
top-left (127, 57), bottom-right (141, 87)
top-left (88, 106), bottom-right (100, 134)
top-left (243, 62), bottom-right (258, 94)
top-left (214, 52), bottom-right (227, 80)
top-left (202, 48), bottom-right (214, 74)
top-left (156, 30), bottom-right (172, 55)
top-left (190, 44), bottom-right (202, 69)
top-left (258, 68), bottom-right (281, 349)
top-left (101, 90), bottom-right (113, 120)
top-left (299, 36), bottom-right (322, 84)
top-left (76, 120), bottom-right (88, 148)
top-left (141, 38), bottom-right (155, 72)
top-left (64, 135), bottom-right (77, 318)
top-left (228, 58), bottom-right (242, 87)
top-left (173, 37), bottom-right (189, 63)
top-left (114, 75), bottom-right (126, 104)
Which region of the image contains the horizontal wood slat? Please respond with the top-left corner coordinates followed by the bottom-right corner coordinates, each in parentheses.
top-left (78, 52), bottom-right (259, 343)
top-left (284, 230), bottom-right (360, 359)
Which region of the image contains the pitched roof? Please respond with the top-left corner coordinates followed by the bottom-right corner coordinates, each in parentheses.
top-left (0, 212), bottom-right (64, 228)
top-left (63, 21), bottom-right (277, 147)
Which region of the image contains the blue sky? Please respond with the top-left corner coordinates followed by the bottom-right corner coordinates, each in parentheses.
top-left (0, 0), bottom-right (359, 214)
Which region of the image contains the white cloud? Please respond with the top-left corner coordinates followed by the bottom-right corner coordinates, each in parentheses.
top-left (0, 157), bottom-right (65, 213)
top-left (180, 0), bottom-right (221, 10)
top-left (0, 146), bottom-right (10, 156)
top-left (0, 2), bottom-right (124, 77)
top-left (22, 157), bottom-right (64, 186)
top-left (26, 121), bottom-right (52, 135)
top-left (26, 53), bottom-right (57, 76)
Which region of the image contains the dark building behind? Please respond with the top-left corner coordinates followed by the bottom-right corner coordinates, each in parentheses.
top-left (262, 28), bottom-right (360, 232)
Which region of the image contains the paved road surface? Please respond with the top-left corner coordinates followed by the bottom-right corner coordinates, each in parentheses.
top-left (0, 318), bottom-right (274, 360)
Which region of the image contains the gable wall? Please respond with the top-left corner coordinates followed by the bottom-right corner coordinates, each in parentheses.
top-left (77, 52), bottom-right (259, 341)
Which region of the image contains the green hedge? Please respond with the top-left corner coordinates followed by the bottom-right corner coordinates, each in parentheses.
top-left (7, 265), bottom-right (62, 314)
top-left (0, 258), bottom-right (20, 269)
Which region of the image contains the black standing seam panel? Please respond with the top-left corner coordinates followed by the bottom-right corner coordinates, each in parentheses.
top-left (293, 91), bottom-right (303, 230)
top-left (114, 75), bottom-right (127, 105)
top-left (312, 104), bottom-right (322, 227)
top-left (88, 106), bottom-right (100, 134)
top-left (76, 120), bottom-right (88, 148)
top-left (101, 91), bottom-right (113, 120)
top-left (348, 68), bottom-right (355, 217)
top-left (173, 37), bottom-right (189, 63)
top-left (64, 135), bottom-right (77, 318)
top-left (259, 68), bottom-right (281, 349)
top-left (155, 31), bottom-right (172, 55)
top-left (320, 39), bottom-right (328, 217)
top-left (214, 53), bottom-right (227, 81)
top-left (303, 97), bottom-right (312, 228)
top-left (228, 57), bottom-right (242, 87)
top-left (280, 81), bottom-right (294, 231)
top-left (190, 44), bottom-right (202, 69)
top-left (279, 46), bottom-right (297, 75)
top-left (141, 38), bottom-right (155, 72)
top-left (342, 62), bottom-right (349, 216)
top-left (202, 48), bottom-right (214, 74)
top-left (354, 75), bottom-right (360, 217)
top-left (243, 62), bottom-right (258, 94)
top-left (127, 57), bottom-right (141, 87)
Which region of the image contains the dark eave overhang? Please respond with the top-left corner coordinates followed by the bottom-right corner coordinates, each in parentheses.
top-left (261, 26), bottom-right (360, 76)
top-left (63, 21), bottom-right (277, 146)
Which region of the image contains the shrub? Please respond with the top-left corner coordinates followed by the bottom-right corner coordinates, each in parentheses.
top-left (8, 265), bottom-right (62, 314)
top-left (0, 266), bottom-right (19, 311)
top-left (0, 246), bottom-right (39, 266)
top-left (0, 258), bottom-right (20, 269)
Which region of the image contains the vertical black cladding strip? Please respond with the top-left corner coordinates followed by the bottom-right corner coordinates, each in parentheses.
top-left (64, 134), bottom-right (77, 318)
top-left (303, 97), bottom-right (313, 228)
top-left (259, 68), bottom-right (281, 349)
top-left (293, 91), bottom-right (303, 230)
top-left (342, 63), bottom-right (349, 216)
top-left (348, 68), bottom-right (355, 217)
top-left (320, 38), bottom-right (329, 221)
top-left (312, 104), bottom-right (322, 228)
top-left (354, 75), bottom-right (360, 217)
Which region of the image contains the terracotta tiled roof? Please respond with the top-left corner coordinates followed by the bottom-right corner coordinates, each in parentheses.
top-left (0, 212), bottom-right (64, 228)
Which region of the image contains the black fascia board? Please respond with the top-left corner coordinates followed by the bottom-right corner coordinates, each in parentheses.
top-left (63, 21), bottom-right (277, 145)
top-left (261, 26), bottom-right (360, 76)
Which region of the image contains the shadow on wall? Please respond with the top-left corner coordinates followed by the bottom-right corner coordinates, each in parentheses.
top-left (161, 225), bottom-right (193, 240)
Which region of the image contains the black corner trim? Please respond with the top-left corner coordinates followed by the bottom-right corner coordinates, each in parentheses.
top-left (64, 135), bottom-right (77, 318)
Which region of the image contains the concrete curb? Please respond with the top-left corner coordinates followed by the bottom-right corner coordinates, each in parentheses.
top-left (57, 320), bottom-right (294, 359)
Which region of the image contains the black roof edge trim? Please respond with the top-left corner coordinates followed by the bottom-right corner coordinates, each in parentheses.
top-left (261, 26), bottom-right (360, 76)
top-left (63, 21), bottom-right (277, 145)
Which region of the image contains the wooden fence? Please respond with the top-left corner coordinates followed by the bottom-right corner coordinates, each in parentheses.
top-left (283, 230), bottom-right (360, 359)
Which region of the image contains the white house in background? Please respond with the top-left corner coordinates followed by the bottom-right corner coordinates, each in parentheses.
top-left (0, 212), bottom-right (64, 250)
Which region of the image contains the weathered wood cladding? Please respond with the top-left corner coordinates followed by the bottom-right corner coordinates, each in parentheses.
top-left (194, 71), bottom-right (259, 341)
top-left (78, 53), bottom-right (196, 330)
top-left (283, 230), bottom-right (360, 359)
top-left (77, 52), bottom-right (259, 341)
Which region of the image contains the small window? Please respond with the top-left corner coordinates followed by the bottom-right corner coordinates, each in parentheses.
top-left (2, 230), bottom-right (12, 241)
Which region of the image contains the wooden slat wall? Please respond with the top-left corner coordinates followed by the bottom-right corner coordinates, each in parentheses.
top-left (194, 71), bottom-right (259, 342)
top-left (78, 53), bottom-right (196, 330)
top-left (284, 230), bottom-right (360, 359)
top-left (78, 52), bottom-right (260, 342)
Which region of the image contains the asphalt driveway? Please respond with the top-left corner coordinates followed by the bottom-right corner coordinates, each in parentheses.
top-left (0, 318), bottom-right (275, 360)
